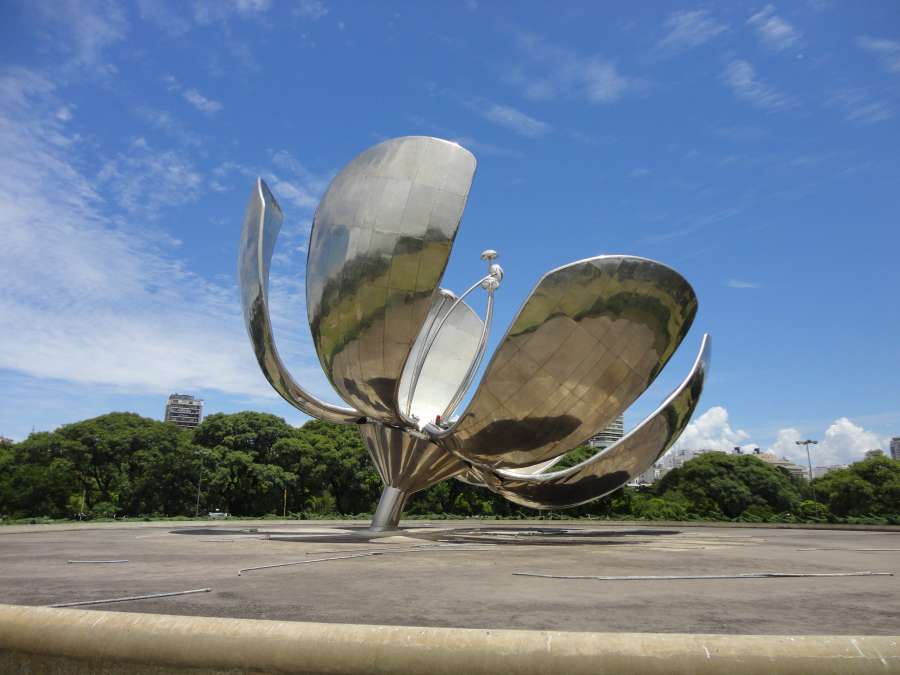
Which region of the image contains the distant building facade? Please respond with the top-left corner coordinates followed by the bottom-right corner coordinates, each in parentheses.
top-left (164, 394), bottom-right (203, 428)
top-left (892, 437), bottom-right (900, 461)
top-left (629, 448), bottom-right (723, 486)
top-left (755, 451), bottom-right (807, 480)
top-left (865, 449), bottom-right (885, 460)
top-left (588, 414), bottom-right (624, 450)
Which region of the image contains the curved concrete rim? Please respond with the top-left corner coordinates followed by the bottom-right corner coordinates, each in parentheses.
top-left (1, 604), bottom-right (898, 674)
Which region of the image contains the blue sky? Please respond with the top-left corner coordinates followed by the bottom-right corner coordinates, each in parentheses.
top-left (1, 0), bottom-right (898, 468)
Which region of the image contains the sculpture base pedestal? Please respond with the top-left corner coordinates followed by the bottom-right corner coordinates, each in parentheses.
top-left (370, 486), bottom-right (408, 532)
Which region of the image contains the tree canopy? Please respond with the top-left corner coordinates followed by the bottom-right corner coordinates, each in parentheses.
top-left (1, 412), bottom-right (897, 524)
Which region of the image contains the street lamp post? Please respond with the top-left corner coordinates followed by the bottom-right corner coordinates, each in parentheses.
top-left (796, 439), bottom-right (818, 504)
top-left (194, 452), bottom-right (205, 518)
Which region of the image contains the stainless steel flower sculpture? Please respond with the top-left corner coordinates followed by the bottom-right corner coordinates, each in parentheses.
top-left (239, 136), bottom-right (710, 531)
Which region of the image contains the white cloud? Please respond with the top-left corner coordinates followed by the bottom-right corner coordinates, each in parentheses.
top-left (830, 88), bottom-right (894, 124)
top-left (508, 32), bottom-right (641, 105)
top-left (31, 0), bottom-right (128, 76)
top-left (629, 167), bottom-right (650, 178)
top-left (670, 406), bottom-right (752, 453)
top-left (0, 66), bottom-right (336, 406)
top-left (857, 36), bottom-right (900, 73)
top-left (657, 9), bottom-right (728, 54)
top-left (747, 5), bottom-right (801, 51)
top-left (772, 418), bottom-right (888, 467)
top-left (183, 88), bottom-right (223, 114)
top-left (669, 406), bottom-right (889, 468)
top-left (726, 278), bottom-right (760, 289)
top-left (481, 102), bottom-right (551, 137)
top-left (722, 59), bottom-right (794, 111)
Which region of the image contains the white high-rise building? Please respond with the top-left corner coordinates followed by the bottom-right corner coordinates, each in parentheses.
top-left (588, 414), bottom-right (624, 450)
top-left (164, 393), bottom-right (203, 429)
top-left (890, 437), bottom-right (900, 461)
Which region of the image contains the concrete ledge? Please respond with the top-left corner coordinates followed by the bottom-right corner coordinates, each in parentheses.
top-left (1, 604), bottom-right (898, 674)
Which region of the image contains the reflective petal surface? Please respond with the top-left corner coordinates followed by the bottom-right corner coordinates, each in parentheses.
top-left (358, 424), bottom-right (466, 494)
top-left (238, 179), bottom-right (362, 424)
top-left (473, 334), bottom-right (710, 509)
top-left (306, 137), bottom-right (477, 423)
top-left (397, 291), bottom-right (484, 427)
top-left (435, 256), bottom-right (697, 469)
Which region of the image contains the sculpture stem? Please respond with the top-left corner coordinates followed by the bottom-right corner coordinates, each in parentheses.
top-left (370, 486), bottom-right (408, 532)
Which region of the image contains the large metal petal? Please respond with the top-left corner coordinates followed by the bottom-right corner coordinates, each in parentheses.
top-left (307, 136), bottom-right (476, 423)
top-left (397, 291), bottom-right (484, 427)
top-left (471, 334), bottom-right (710, 508)
top-left (434, 255), bottom-right (697, 469)
top-left (239, 179), bottom-right (362, 424)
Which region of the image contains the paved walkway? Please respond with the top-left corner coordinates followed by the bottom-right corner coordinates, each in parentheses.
top-left (1, 521), bottom-right (898, 634)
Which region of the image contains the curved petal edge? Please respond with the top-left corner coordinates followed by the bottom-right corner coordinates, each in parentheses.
top-left (239, 178), bottom-right (363, 424)
top-left (472, 333), bottom-right (711, 509)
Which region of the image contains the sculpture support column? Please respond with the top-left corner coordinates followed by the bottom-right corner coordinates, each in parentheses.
top-left (370, 486), bottom-right (408, 532)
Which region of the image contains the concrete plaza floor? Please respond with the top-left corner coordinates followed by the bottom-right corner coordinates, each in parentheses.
top-left (1, 520), bottom-right (898, 635)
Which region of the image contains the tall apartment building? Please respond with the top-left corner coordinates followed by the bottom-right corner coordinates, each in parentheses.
top-left (587, 414), bottom-right (624, 450)
top-left (891, 437), bottom-right (900, 461)
top-left (164, 394), bottom-right (203, 429)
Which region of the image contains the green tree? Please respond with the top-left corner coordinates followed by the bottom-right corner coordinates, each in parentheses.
top-left (813, 455), bottom-right (900, 519)
top-left (655, 453), bottom-right (802, 519)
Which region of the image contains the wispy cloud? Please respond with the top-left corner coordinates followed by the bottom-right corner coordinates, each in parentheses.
top-left (30, 0), bottom-right (128, 76)
top-left (192, 0), bottom-right (273, 24)
top-left (405, 114), bottom-right (526, 159)
top-left (726, 278), bottom-right (761, 289)
top-left (722, 60), bottom-right (794, 111)
top-left (747, 5), bottom-right (802, 51)
top-left (137, 0), bottom-right (192, 36)
top-left (140, 0), bottom-right (314, 35)
top-left (479, 102), bottom-right (551, 137)
top-left (857, 36), bottom-right (900, 73)
top-left (642, 207), bottom-right (741, 244)
top-left (656, 9), bottom-right (728, 54)
top-left (97, 139), bottom-right (203, 216)
top-left (830, 88), bottom-right (894, 124)
top-left (164, 75), bottom-right (223, 114)
top-left (135, 105), bottom-right (203, 146)
top-left (183, 88), bottom-right (223, 114)
top-left (295, 0), bottom-right (328, 19)
top-left (0, 66), bottom-right (336, 407)
top-left (713, 125), bottom-right (769, 142)
top-left (629, 167), bottom-right (650, 178)
top-left (507, 32), bottom-right (643, 104)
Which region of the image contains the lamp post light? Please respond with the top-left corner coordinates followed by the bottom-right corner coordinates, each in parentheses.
top-left (796, 439), bottom-right (818, 504)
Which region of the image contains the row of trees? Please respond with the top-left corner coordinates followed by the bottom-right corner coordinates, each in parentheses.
top-left (1, 412), bottom-right (897, 524)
